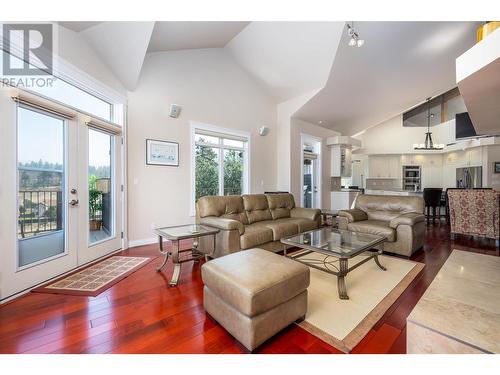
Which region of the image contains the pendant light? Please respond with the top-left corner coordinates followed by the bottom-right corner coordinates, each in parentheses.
top-left (413, 97), bottom-right (444, 150)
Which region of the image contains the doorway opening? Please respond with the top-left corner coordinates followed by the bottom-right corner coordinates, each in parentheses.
top-left (300, 135), bottom-right (322, 209)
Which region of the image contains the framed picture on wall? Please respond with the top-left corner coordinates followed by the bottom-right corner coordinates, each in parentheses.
top-left (146, 139), bottom-right (179, 166)
top-left (495, 162), bottom-right (500, 174)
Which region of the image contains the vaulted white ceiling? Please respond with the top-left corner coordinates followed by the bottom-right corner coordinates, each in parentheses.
top-left (80, 22), bottom-right (155, 91)
top-left (148, 21), bottom-right (249, 52)
top-left (295, 21), bottom-right (482, 135)
top-left (59, 21), bottom-right (343, 99)
top-left (57, 21), bottom-right (481, 132)
top-left (226, 22), bottom-right (345, 102)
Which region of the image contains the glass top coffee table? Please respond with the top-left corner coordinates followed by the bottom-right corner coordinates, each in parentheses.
top-left (281, 227), bottom-right (387, 299)
top-left (154, 224), bottom-right (219, 287)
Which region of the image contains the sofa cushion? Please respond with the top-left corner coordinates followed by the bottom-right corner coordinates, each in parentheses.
top-left (201, 248), bottom-right (310, 317)
top-left (389, 212), bottom-right (425, 228)
top-left (264, 221), bottom-right (299, 241)
top-left (279, 218), bottom-right (318, 233)
top-left (240, 222), bottom-right (274, 249)
top-left (243, 194), bottom-right (272, 224)
top-left (347, 220), bottom-right (396, 242)
top-left (197, 195), bottom-right (248, 224)
top-left (266, 193), bottom-right (295, 220)
top-left (354, 194), bottom-right (424, 221)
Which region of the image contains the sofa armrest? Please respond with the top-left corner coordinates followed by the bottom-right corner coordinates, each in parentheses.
top-left (198, 217), bottom-right (244, 235)
top-left (389, 212), bottom-right (425, 229)
top-left (290, 207), bottom-right (321, 222)
top-left (338, 209), bottom-right (367, 223)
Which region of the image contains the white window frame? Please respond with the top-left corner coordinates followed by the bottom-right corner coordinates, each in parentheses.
top-left (190, 121), bottom-right (251, 216)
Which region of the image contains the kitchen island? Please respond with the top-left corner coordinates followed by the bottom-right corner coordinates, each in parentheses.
top-left (331, 189), bottom-right (361, 210)
top-left (364, 189), bottom-right (424, 196)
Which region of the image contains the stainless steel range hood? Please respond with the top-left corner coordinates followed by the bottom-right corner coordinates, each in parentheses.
top-left (456, 28), bottom-right (500, 136)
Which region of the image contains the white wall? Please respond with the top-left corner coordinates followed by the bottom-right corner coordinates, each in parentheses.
top-left (276, 90), bottom-right (320, 192)
top-left (127, 49), bottom-right (277, 245)
top-left (354, 114), bottom-right (455, 155)
top-left (290, 118), bottom-right (340, 209)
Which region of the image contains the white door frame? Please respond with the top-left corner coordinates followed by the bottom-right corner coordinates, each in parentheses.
top-left (300, 133), bottom-right (322, 209)
top-left (0, 92), bottom-right (126, 303)
top-left (0, 93), bottom-right (80, 301)
top-left (77, 121), bottom-right (123, 265)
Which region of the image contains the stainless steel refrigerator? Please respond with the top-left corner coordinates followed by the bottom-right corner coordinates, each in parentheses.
top-left (456, 166), bottom-right (482, 188)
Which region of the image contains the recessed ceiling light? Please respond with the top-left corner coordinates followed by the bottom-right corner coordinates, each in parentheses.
top-left (318, 120), bottom-right (323, 124)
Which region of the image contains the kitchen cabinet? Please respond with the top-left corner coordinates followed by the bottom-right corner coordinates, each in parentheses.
top-left (331, 145), bottom-right (352, 177)
top-left (444, 149), bottom-right (482, 167)
top-left (420, 154), bottom-right (443, 188)
top-left (466, 148), bottom-right (483, 166)
top-left (331, 190), bottom-right (360, 211)
top-left (368, 155), bottom-right (401, 178)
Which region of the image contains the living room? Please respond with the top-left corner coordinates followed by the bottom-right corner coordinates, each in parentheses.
top-left (1, 1), bottom-right (499, 374)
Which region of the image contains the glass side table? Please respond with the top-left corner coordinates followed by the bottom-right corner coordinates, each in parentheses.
top-left (153, 224), bottom-right (219, 287)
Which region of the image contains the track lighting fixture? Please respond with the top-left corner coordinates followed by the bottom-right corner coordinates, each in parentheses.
top-left (347, 22), bottom-right (364, 48)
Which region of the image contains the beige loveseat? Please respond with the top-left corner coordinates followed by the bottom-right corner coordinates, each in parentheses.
top-left (196, 193), bottom-right (321, 258)
top-left (337, 194), bottom-right (426, 257)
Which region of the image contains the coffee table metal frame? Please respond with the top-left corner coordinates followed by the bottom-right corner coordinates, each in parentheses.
top-left (154, 224), bottom-right (219, 287)
top-left (281, 228), bottom-right (387, 300)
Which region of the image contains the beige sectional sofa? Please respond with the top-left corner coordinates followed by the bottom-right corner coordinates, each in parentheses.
top-left (196, 193), bottom-right (321, 258)
top-left (337, 194), bottom-right (426, 257)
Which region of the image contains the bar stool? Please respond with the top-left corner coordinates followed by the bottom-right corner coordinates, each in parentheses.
top-left (423, 188), bottom-right (443, 224)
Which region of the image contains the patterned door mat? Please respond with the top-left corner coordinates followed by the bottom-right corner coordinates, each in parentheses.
top-left (32, 256), bottom-right (153, 297)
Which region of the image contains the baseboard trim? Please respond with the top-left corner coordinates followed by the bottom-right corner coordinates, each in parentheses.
top-left (128, 237), bottom-right (157, 248)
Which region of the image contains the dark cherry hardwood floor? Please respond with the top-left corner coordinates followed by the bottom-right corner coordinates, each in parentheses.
top-left (0, 223), bottom-right (498, 354)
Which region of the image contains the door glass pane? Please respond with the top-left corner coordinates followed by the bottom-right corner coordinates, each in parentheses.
top-left (17, 107), bottom-right (65, 267)
top-left (195, 145), bottom-right (220, 201)
top-left (303, 159), bottom-right (312, 208)
top-left (88, 129), bottom-right (113, 245)
top-left (223, 149), bottom-right (244, 196)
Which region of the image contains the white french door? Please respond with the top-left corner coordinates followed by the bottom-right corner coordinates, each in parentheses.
top-left (77, 122), bottom-right (122, 265)
top-left (0, 90), bottom-right (123, 302)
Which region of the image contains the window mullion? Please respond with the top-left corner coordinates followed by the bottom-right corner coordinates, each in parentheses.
top-left (219, 141), bottom-right (224, 196)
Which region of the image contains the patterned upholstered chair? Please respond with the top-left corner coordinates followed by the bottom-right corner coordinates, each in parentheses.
top-left (447, 189), bottom-right (500, 246)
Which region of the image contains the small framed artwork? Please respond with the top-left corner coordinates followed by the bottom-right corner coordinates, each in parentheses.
top-left (146, 139), bottom-right (179, 166)
top-left (495, 162), bottom-right (500, 174)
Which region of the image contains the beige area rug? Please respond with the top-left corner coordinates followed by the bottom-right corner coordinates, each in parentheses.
top-left (32, 256), bottom-right (153, 297)
top-left (296, 252), bottom-right (424, 353)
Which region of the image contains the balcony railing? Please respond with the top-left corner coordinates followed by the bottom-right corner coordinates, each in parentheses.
top-left (18, 190), bottom-right (62, 238)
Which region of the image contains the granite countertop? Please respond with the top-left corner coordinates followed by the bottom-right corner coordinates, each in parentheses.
top-left (407, 250), bottom-right (500, 353)
top-left (365, 189), bottom-right (423, 193)
top-left (331, 189), bottom-right (362, 192)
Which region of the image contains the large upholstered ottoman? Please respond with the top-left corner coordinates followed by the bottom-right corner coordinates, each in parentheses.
top-left (201, 248), bottom-right (310, 351)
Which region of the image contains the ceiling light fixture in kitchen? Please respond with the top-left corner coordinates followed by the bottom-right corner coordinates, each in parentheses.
top-left (413, 97), bottom-right (444, 150)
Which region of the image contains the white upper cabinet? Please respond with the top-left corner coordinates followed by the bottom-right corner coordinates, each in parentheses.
top-left (331, 145), bottom-right (352, 177)
top-left (368, 155), bottom-right (401, 178)
top-left (466, 148), bottom-right (483, 166)
top-left (444, 148), bottom-right (482, 167)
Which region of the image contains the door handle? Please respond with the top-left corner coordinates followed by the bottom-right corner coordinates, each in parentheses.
top-left (69, 199), bottom-right (79, 206)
